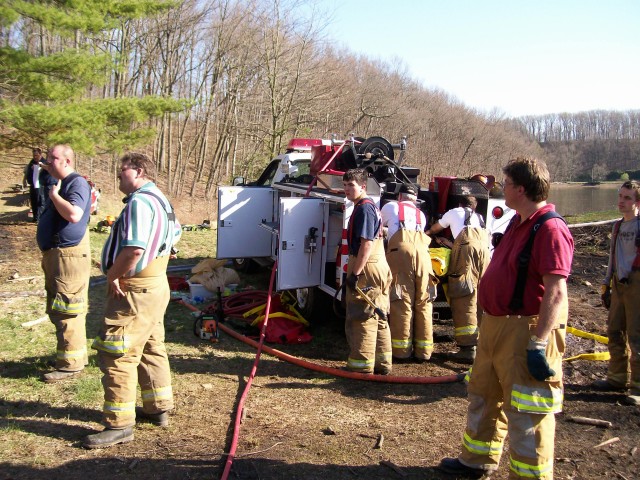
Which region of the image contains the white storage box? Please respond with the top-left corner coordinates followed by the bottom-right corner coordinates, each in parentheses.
top-left (187, 281), bottom-right (215, 301)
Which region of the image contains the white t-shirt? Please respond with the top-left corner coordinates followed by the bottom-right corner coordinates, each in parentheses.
top-left (381, 201), bottom-right (426, 239)
top-left (437, 207), bottom-right (483, 239)
top-left (613, 218), bottom-right (639, 281)
top-left (32, 163), bottom-right (40, 188)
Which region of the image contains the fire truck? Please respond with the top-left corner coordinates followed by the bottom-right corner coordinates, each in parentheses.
top-left (215, 135), bottom-right (514, 318)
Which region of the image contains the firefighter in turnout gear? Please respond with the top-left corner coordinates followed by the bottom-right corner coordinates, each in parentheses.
top-left (427, 196), bottom-right (489, 363)
top-left (37, 144), bottom-right (92, 383)
top-left (439, 157), bottom-right (574, 479)
top-left (381, 183), bottom-right (435, 361)
top-left (84, 153), bottom-right (181, 449)
top-left (594, 180), bottom-right (640, 406)
top-left (343, 169), bottom-right (393, 375)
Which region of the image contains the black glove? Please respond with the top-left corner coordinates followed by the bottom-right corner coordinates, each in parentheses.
top-left (346, 273), bottom-right (360, 291)
top-left (601, 285), bottom-right (611, 310)
top-left (526, 347), bottom-right (556, 381)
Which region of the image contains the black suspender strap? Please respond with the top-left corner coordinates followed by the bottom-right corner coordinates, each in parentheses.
top-left (137, 190), bottom-right (176, 221)
top-left (463, 208), bottom-right (471, 226)
top-left (509, 211), bottom-right (565, 312)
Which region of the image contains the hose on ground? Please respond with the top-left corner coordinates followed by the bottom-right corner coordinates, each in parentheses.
top-left (220, 261), bottom-right (278, 480)
top-left (179, 299), bottom-right (464, 385)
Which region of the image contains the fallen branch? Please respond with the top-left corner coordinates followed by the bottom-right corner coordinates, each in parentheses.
top-left (7, 276), bottom-right (38, 282)
top-left (21, 316), bottom-right (48, 327)
top-left (613, 470), bottom-right (629, 480)
top-left (566, 415), bottom-right (612, 428)
top-left (593, 437), bottom-right (619, 449)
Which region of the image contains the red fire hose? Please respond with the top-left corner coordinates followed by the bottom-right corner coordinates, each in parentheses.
top-left (179, 300), bottom-right (464, 385)
top-left (219, 262), bottom-right (278, 480)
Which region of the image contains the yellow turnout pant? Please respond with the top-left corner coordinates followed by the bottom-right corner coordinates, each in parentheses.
top-left (93, 256), bottom-right (173, 428)
top-left (345, 238), bottom-right (392, 373)
top-left (606, 271), bottom-right (640, 390)
top-left (447, 227), bottom-right (489, 346)
top-left (386, 228), bottom-right (434, 359)
top-left (459, 313), bottom-right (565, 479)
top-left (41, 232), bottom-right (90, 371)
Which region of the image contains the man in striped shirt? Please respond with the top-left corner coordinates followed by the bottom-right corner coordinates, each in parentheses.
top-left (84, 153), bottom-right (181, 449)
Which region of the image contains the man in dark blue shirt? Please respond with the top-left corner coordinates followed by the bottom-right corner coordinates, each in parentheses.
top-left (343, 168), bottom-right (392, 374)
top-left (37, 144), bottom-right (92, 383)
top-left (23, 148), bottom-right (43, 222)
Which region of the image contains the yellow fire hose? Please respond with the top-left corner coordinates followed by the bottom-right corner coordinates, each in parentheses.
top-left (564, 326), bottom-right (609, 362)
top-left (566, 326), bottom-right (608, 344)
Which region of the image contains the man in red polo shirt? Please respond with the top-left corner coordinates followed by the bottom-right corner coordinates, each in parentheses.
top-left (439, 157), bottom-right (574, 479)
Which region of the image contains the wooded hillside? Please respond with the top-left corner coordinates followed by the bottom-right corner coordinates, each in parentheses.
top-left (518, 111), bottom-right (640, 181)
top-left (1, 0), bottom-right (637, 196)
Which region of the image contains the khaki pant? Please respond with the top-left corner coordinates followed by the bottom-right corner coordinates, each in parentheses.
top-left (459, 314), bottom-right (565, 479)
top-left (345, 239), bottom-right (392, 373)
top-left (41, 232), bottom-right (90, 371)
top-left (386, 229), bottom-right (434, 359)
top-left (93, 256), bottom-right (173, 428)
top-left (606, 270), bottom-right (640, 390)
top-left (448, 227), bottom-right (489, 346)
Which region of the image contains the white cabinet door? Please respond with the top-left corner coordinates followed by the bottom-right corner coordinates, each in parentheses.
top-left (276, 197), bottom-right (325, 290)
top-left (216, 186), bottom-right (275, 259)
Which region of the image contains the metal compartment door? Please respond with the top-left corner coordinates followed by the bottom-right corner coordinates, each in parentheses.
top-left (277, 197), bottom-right (325, 290)
top-left (217, 186), bottom-right (275, 258)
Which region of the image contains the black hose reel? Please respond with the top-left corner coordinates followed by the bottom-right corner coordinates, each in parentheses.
top-left (335, 136), bottom-right (395, 171)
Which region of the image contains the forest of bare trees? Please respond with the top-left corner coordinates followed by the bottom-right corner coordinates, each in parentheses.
top-left (516, 111), bottom-right (640, 181)
top-left (2, 0), bottom-right (637, 195)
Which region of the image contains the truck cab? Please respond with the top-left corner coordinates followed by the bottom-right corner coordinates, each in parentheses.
top-left (232, 138), bottom-right (321, 187)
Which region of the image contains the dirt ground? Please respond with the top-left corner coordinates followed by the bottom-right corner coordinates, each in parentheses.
top-left (1, 185), bottom-right (639, 480)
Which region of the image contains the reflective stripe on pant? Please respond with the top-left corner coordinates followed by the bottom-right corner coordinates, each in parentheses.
top-left (448, 227), bottom-right (489, 347)
top-left (41, 232), bottom-right (90, 371)
top-left (606, 271), bottom-right (640, 390)
top-left (93, 256), bottom-right (173, 428)
top-left (459, 313), bottom-right (565, 479)
top-left (386, 229), bottom-right (434, 359)
top-left (345, 239), bottom-right (392, 373)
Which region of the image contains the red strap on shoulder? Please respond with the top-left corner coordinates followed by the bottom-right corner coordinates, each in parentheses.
top-left (348, 198), bottom-right (377, 245)
top-left (398, 202), bottom-right (421, 228)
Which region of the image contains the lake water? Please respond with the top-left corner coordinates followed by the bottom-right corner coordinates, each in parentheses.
top-left (547, 183), bottom-right (619, 216)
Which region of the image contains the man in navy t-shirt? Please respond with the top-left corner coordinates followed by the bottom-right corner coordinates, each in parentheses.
top-left (37, 144), bottom-right (92, 383)
top-left (342, 168), bottom-right (392, 375)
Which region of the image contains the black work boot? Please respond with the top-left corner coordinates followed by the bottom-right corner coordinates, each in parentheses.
top-left (83, 427), bottom-right (134, 449)
top-left (42, 369), bottom-right (83, 383)
top-left (446, 346), bottom-right (476, 364)
top-left (625, 389), bottom-right (640, 406)
top-left (591, 379), bottom-right (627, 392)
top-left (374, 366), bottom-right (392, 376)
top-left (438, 457), bottom-right (493, 478)
top-left (136, 407), bottom-right (170, 427)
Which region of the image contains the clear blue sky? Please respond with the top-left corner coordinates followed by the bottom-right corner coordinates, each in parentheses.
top-left (315, 0), bottom-right (640, 117)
